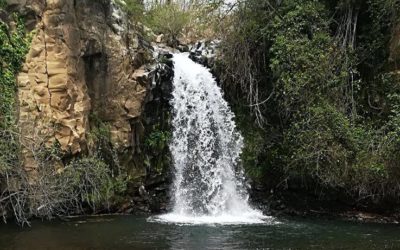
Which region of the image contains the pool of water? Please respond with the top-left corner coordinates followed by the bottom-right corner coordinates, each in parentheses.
top-left (0, 215), bottom-right (400, 249)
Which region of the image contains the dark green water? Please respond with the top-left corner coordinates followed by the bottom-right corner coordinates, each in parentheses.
top-left (0, 215), bottom-right (400, 249)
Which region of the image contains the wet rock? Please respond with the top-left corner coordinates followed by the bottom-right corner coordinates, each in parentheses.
top-left (177, 44), bottom-right (189, 52)
top-left (188, 40), bottom-right (220, 68)
top-left (156, 34), bottom-right (164, 43)
top-left (139, 185), bottom-right (149, 200)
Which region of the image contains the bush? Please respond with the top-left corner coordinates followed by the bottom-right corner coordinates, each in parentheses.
top-left (61, 157), bottom-right (113, 211)
top-left (144, 3), bottom-right (190, 45)
top-left (116, 0), bottom-right (144, 22)
top-left (145, 130), bottom-right (171, 152)
top-left (1, 144), bottom-right (125, 225)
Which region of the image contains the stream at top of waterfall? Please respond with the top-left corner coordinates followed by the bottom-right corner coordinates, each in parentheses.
top-left (1, 215), bottom-right (400, 249)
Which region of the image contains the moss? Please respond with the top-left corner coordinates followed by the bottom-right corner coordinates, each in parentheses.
top-left (0, 14), bottom-right (31, 172)
top-left (0, 14), bottom-right (32, 128)
top-left (0, 0), bottom-right (6, 9)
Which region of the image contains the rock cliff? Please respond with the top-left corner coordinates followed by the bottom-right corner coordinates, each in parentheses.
top-left (11, 0), bottom-right (153, 180)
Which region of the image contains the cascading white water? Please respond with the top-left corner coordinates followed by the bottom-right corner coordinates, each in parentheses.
top-left (154, 53), bottom-right (269, 225)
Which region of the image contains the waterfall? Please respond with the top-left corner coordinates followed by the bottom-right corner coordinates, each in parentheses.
top-left (154, 53), bottom-right (268, 224)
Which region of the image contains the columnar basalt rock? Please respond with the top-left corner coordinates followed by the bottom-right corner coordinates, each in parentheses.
top-left (15, 0), bottom-right (153, 179)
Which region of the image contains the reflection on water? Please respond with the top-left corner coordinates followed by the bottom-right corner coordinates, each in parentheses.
top-left (0, 215), bottom-right (400, 249)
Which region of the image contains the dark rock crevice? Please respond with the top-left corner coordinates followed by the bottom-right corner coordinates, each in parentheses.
top-left (133, 51), bottom-right (175, 213)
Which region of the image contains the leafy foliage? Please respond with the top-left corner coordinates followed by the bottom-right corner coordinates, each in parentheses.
top-left (0, 14), bottom-right (31, 128)
top-left (62, 157), bottom-right (113, 211)
top-left (145, 130), bottom-right (171, 152)
top-left (221, 0), bottom-right (400, 203)
top-left (0, 14), bottom-right (30, 176)
top-left (116, 0), bottom-right (144, 22)
top-left (144, 3), bottom-right (190, 45)
top-left (122, 1), bottom-right (226, 45)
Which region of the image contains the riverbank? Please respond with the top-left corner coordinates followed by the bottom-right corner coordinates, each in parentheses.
top-left (251, 187), bottom-right (400, 224)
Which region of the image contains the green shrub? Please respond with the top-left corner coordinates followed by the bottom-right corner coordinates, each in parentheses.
top-left (0, 14), bottom-right (31, 128)
top-left (115, 0), bottom-right (144, 22)
top-left (0, 13), bottom-right (31, 174)
top-left (0, 0), bottom-right (6, 9)
top-left (62, 157), bottom-right (113, 210)
top-left (221, 0), bottom-right (400, 203)
top-left (144, 3), bottom-right (190, 44)
top-left (145, 129), bottom-right (171, 152)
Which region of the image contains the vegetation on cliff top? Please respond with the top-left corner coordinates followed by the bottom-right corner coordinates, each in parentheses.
top-left (120, 0), bottom-right (229, 45)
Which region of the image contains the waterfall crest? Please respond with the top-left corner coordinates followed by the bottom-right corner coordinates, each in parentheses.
top-left (155, 53), bottom-right (268, 224)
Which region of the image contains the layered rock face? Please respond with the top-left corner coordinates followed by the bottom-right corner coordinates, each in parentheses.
top-left (14, 0), bottom-right (152, 178)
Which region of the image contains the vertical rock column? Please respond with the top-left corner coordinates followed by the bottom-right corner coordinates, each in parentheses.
top-left (17, 0), bottom-right (90, 181)
top-left (16, 0), bottom-right (155, 184)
